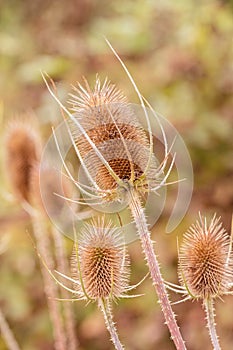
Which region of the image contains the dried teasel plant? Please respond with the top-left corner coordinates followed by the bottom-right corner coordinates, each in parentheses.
top-left (3, 117), bottom-right (76, 350)
top-left (40, 217), bottom-right (145, 350)
top-left (166, 214), bottom-right (233, 350)
top-left (42, 41), bottom-right (186, 349)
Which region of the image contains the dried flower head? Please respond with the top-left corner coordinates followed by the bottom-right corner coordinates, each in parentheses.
top-left (68, 76), bottom-right (159, 202)
top-left (42, 69), bottom-right (174, 208)
top-left (71, 218), bottom-right (130, 301)
top-left (4, 118), bottom-right (41, 202)
top-left (178, 214), bottom-right (233, 300)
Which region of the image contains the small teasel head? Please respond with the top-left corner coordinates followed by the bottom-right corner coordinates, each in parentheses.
top-left (4, 117), bottom-right (42, 202)
top-left (71, 217), bottom-right (130, 301)
top-left (178, 214), bottom-right (233, 300)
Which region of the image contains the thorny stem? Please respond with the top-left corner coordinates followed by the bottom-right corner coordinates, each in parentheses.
top-left (0, 307), bottom-right (20, 350)
top-left (129, 189), bottom-right (186, 350)
top-left (204, 298), bottom-right (221, 350)
top-left (51, 227), bottom-right (78, 350)
top-left (99, 298), bottom-right (124, 350)
top-left (32, 213), bottom-right (67, 350)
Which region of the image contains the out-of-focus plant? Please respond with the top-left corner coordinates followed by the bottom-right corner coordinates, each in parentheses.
top-left (3, 117), bottom-right (78, 350)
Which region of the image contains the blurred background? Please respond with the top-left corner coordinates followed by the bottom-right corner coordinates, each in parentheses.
top-left (0, 0), bottom-right (233, 349)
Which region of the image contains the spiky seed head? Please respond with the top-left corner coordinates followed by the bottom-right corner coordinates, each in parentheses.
top-left (4, 118), bottom-right (41, 202)
top-left (178, 214), bottom-right (233, 300)
top-left (71, 218), bottom-right (130, 300)
top-left (69, 77), bottom-right (158, 200)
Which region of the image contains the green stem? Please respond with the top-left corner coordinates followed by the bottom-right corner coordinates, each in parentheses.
top-left (204, 298), bottom-right (221, 350)
top-left (99, 298), bottom-right (124, 350)
top-left (129, 189), bottom-right (186, 350)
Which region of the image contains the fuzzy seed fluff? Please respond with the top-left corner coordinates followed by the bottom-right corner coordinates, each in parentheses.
top-left (71, 218), bottom-right (130, 300)
top-left (179, 214), bottom-right (233, 300)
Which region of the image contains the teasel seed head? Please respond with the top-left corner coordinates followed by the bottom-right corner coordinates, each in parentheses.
top-left (178, 214), bottom-right (233, 300)
top-left (68, 77), bottom-right (159, 202)
top-left (71, 217), bottom-right (130, 301)
top-left (4, 117), bottom-right (42, 202)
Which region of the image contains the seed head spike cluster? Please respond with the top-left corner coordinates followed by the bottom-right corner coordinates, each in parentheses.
top-left (71, 218), bottom-right (130, 301)
top-left (68, 77), bottom-right (159, 202)
top-left (178, 214), bottom-right (233, 300)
